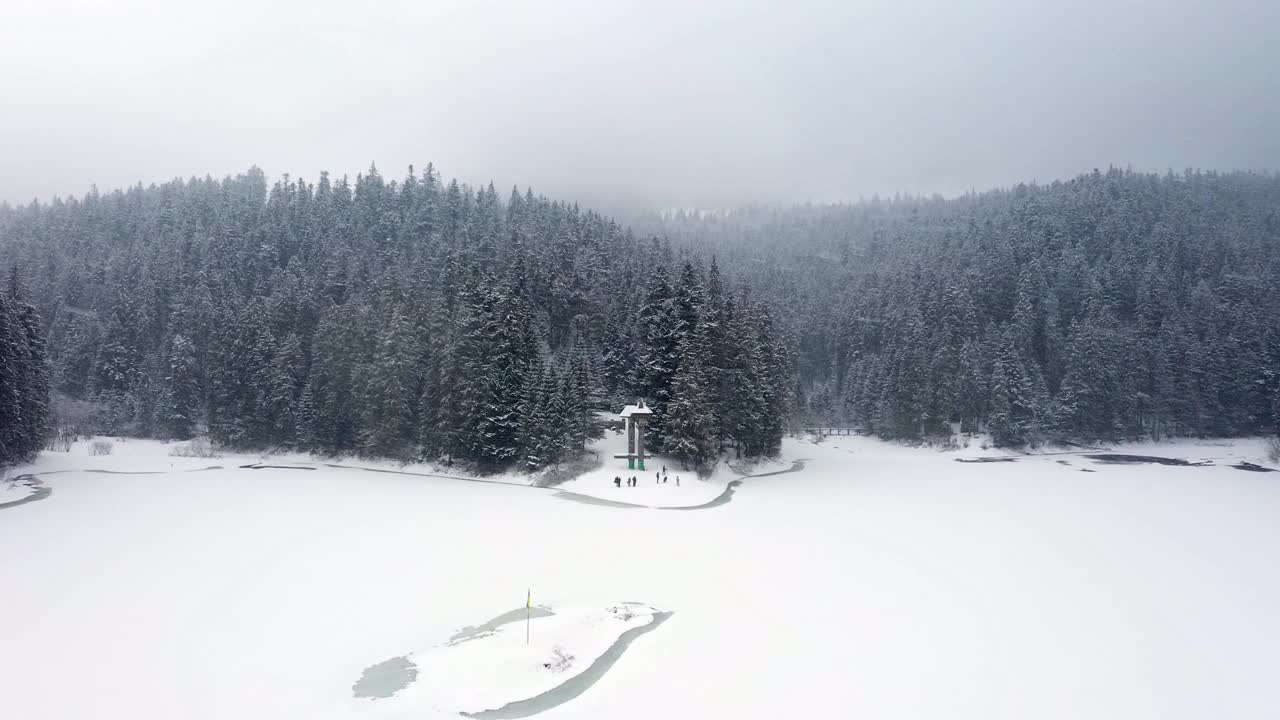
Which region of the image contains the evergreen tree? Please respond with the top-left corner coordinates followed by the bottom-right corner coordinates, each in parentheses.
top-left (458, 270), bottom-right (536, 470)
top-left (634, 263), bottom-right (679, 444)
top-left (0, 280), bottom-right (50, 464)
top-left (156, 333), bottom-right (199, 439)
top-left (665, 336), bottom-right (716, 468)
top-left (360, 309), bottom-right (418, 456)
top-left (263, 332), bottom-right (305, 446)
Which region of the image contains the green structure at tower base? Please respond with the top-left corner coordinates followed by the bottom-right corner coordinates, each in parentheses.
top-left (620, 399), bottom-right (654, 477)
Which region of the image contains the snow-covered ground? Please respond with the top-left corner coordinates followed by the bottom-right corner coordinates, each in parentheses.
top-left (2, 434), bottom-right (1278, 719)
top-left (550, 428), bottom-right (761, 508)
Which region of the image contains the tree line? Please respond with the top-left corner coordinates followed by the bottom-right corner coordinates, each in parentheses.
top-left (640, 168), bottom-right (1280, 445)
top-left (0, 165), bottom-right (789, 470)
top-left (6, 165), bottom-right (1277, 459)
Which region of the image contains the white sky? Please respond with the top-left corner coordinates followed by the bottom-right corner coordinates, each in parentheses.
top-left (2, 0), bottom-right (1278, 210)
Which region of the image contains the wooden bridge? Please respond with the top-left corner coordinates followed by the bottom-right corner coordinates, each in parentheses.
top-left (796, 427), bottom-right (869, 437)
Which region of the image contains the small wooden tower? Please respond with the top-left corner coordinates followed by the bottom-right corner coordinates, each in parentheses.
top-left (618, 400), bottom-right (654, 470)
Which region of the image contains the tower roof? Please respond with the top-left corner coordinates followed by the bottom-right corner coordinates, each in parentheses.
top-left (620, 403), bottom-right (653, 418)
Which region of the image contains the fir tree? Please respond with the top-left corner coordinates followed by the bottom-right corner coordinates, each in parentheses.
top-left (156, 333), bottom-right (199, 439)
top-left (360, 309), bottom-right (418, 456)
top-left (665, 336), bottom-right (716, 468)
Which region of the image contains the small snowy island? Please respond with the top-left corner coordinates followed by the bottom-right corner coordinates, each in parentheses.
top-left (355, 602), bottom-right (670, 719)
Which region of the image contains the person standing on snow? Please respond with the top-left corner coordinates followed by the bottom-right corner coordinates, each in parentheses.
top-left (614, 476), bottom-right (621, 488)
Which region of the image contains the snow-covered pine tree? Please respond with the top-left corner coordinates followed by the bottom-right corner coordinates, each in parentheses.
top-left (635, 262), bottom-right (679, 446)
top-left (665, 335), bottom-right (716, 468)
top-left (985, 326), bottom-right (1044, 446)
top-left (156, 333), bottom-right (199, 439)
top-left (300, 305), bottom-right (358, 454)
top-left (11, 301), bottom-right (49, 456)
top-left (517, 356), bottom-right (550, 470)
top-left (0, 291), bottom-right (24, 461)
top-left (563, 343), bottom-right (594, 452)
top-left (359, 308), bottom-right (418, 457)
top-left (0, 280), bottom-right (50, 463)
top-left (263, 332), bottom-right (305, 447)
top-left (459, 267), bottom-right (536, 471)
top-left (702, 257), bottom-right (729, 449)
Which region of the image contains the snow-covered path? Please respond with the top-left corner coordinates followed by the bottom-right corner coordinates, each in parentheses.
top-left (1, 436), bottom-right (1278, 719)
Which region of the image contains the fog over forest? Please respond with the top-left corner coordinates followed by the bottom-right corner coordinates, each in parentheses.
top-left (4, 5), bottom-right (1280, 720)
top-left (3, 0), bottom-right (1279, 211)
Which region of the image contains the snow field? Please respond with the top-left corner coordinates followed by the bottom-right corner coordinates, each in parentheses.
top-left (0, 435), bottom-right (1277, 719)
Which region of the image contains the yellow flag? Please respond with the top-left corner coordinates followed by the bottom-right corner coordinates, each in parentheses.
top-left (527, 588), bottom-right (531, 609)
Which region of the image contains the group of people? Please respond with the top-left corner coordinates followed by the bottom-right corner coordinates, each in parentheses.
top-left (614, 465), bottom-right (680, 488)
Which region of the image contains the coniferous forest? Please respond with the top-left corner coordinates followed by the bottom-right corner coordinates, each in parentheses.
top-left (0, 165), bottom-right (788, 471)
top-left (642, 168), bottom-right (1280, 445)
top-left (0, 273), bottom-right (49, 465)
top-left (2, 166), bottom-right (1279, 470)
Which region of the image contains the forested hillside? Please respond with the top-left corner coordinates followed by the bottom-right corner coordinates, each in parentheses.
top-left (0, 166), bottom-right (789, 470)
top-left (643, 169), bottom-right (1280, 444)
top-left (4, 166), bottom-right (1278, 459)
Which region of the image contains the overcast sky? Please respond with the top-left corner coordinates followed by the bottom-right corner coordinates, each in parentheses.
top-left (3, 0), bottom-right (1278, 211)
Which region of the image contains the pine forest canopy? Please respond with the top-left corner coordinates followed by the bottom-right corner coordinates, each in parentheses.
top-left (1, 166), bottom-right (1278, 471)
top-left (638, 168), bottom-right (1280, 445)
top-left (0, 165), bottom-right (788, 472)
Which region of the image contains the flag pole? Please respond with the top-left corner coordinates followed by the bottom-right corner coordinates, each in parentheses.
top-left (526, 588), bottom-right (531, 645)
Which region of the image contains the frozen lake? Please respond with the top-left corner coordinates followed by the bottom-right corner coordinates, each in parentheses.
top-left (2, 436), bottom-right (1278, 719)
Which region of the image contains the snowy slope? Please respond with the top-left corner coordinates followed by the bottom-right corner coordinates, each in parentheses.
top-left (1, 435), bottom-right (1278, 720)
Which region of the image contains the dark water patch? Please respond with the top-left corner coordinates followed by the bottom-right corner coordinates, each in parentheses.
top-left (0, 475), bottom-right (52, 510)
top-left (659, 480), bottom-right (741, 511)
top-left (1078, 468), bottom-right (1097, 473)
top-left (1085, 454), bottom-right (1210, 466)
top-left (238, 463), bottom-right (316, 470)
top-left (740, 460), bottom-right (808, 478)
top-left (353, 656), bottom-right (418, 699)
top-left (555, 478), bottom-right (743, 511)
top-left (1232, 462), bottom-right (1277, 473)
top-left (1056, 460), bottom-right (1071, 465)
top-left (1056, 441), bottom-right (1109, 451)
top-left (955, 456), bottom-right (1018, 463)
top-left (461, 611), bottom-right (673, 720)
top-left (449, 606), bottom-right (557, 646)
top-left (322, 463), bottom-right (530, 488)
